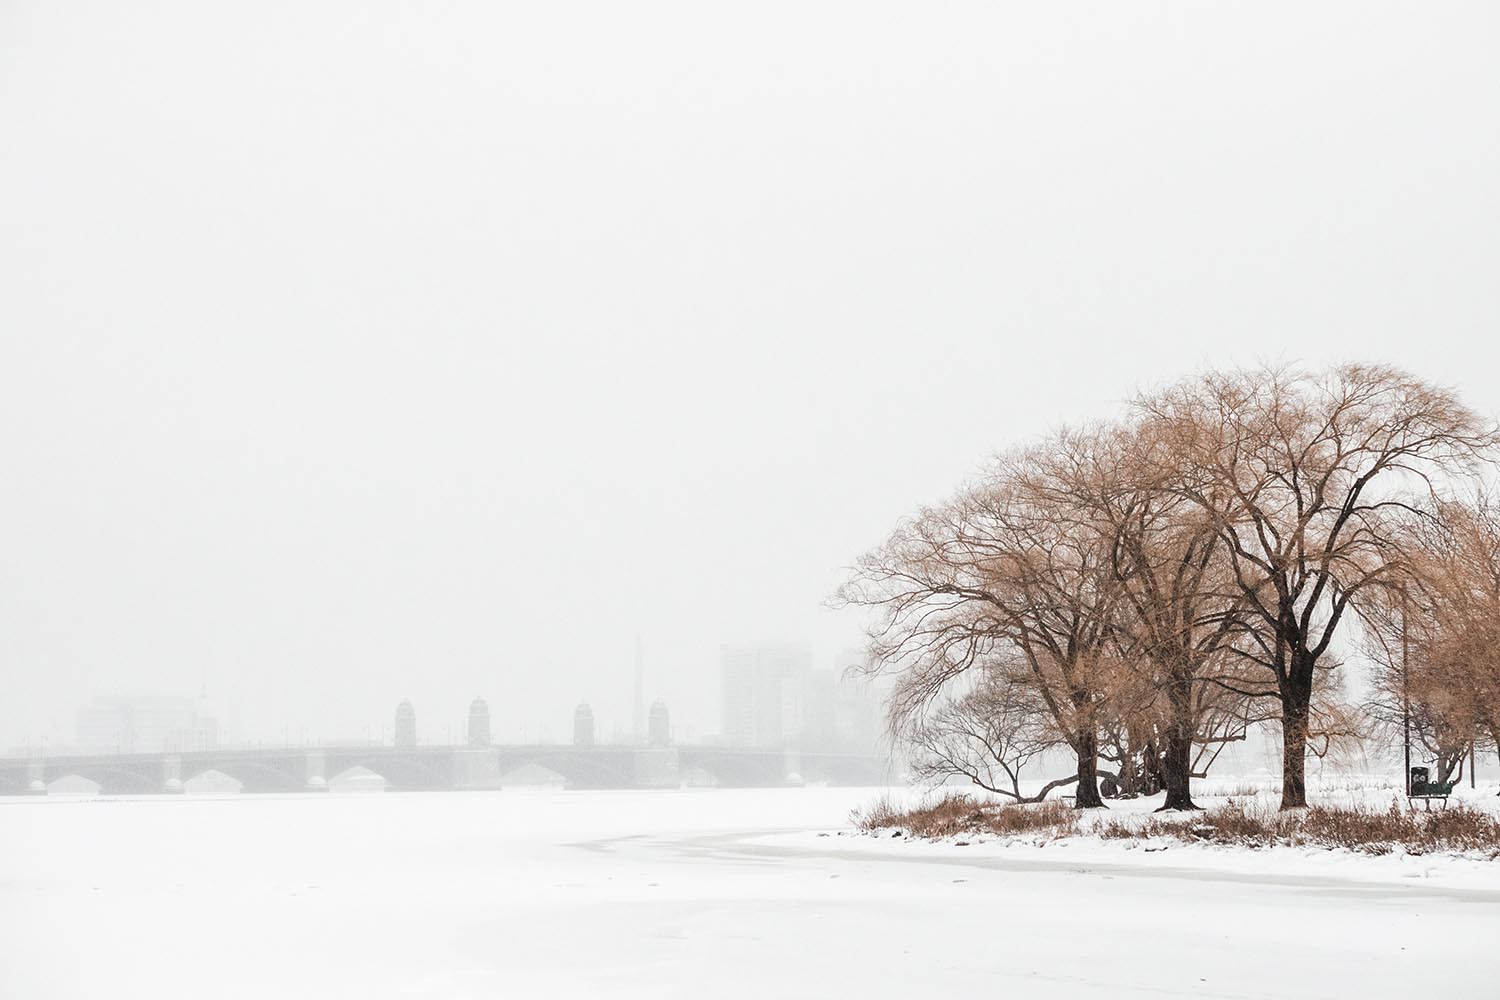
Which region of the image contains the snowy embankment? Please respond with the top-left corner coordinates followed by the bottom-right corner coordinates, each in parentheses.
top-left (804, 777), bottom-right (1500, 894)
top-left (2, 784), bottom-right (1497, 999)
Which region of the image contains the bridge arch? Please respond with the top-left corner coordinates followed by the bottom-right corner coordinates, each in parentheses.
top-left (676, 749), bottom-right (793, 788)
top-left (180, 758), bottom-right (304, 793)
top-left (325, 765), bottom-right (387, 791)
top-left (182, 769), bottom-right (243, 794)
top-left (45, 773), bottom-right (101, 794)
top-left (43, 761), bottom-right (167, 794)
top-left (321, 751), bottom-right (454, 791)
top-left (497, 760), bottom-right (567, 788)
top-left (495, 748), bottom-right (636, 789)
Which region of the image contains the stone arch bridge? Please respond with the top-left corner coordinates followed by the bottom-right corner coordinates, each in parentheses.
top-left (0, 745), bottom-right (891, 794)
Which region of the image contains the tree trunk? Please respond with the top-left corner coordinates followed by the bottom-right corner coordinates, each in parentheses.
top-left (1437, 753), bottom-right (1461, 786)
top-left (1279, 702), bottom-right (1309, 809)
top-left (1157, 676), bottom-right (1199, 811)
top-left (1157, 725), bottom-right (1199, 810)
top-left (1074, 729), bottom-right (1105, 809)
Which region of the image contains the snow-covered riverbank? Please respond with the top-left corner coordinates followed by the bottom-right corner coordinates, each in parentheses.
top-left (1, 787), bottom-right (1494, 998)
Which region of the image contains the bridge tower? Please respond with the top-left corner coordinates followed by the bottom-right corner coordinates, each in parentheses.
top-left (573, 702), bottom-right (595, 746)
top-left (648, 700), bottom-right (670, 747)
top-left (468, 698), bottom-right (491, 746)
top-left (394, 700), bottom-right (416, 748)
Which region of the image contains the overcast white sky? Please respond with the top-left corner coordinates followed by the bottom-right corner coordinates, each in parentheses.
top-left (1, 2), bottom-right (1497, 748)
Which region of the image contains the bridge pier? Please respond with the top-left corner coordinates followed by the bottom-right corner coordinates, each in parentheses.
top-left (303, 750), bottom-right (330, 792)
top-left (783, 750), bottom-right (803, 786)
top-left (631, 748), bottom-right (680, 789)
top-left (0, 759), bottom-right (50, 795)
top-left (163, 754), bottom-right (184, 793)
top-left (452, 749), bottom-right (504, 790)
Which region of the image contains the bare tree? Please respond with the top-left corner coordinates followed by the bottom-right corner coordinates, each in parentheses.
top-left (898, 662), bottom-right (1075, 802)
top-left (1365, 497), bottom-right (1500, 782)
top-left (841, 447), bottom-right (1125, 808)
top-left (1133, 364), bottom-right (1495, 808)
top-left (1017, 424), bottom-right (1261, 810)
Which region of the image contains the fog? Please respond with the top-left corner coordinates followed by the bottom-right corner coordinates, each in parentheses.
top-left (2, 2), bottom-right (1497, 749)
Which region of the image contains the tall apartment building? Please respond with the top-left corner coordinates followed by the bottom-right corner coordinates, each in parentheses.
top-left (719, 642), bottom-right (811, 748)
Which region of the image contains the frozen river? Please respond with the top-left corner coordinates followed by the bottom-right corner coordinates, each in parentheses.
top-left (1, 787), bottom-right (1495, 999)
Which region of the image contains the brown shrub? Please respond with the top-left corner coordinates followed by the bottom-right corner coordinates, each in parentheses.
top-left (852, 793), bottom-right (1077, 839)
top-left (850, 793), bottom-right (988, 837)
top-left (1296, 802), bottom-right (1414, 851)
top-left (1094, 815), bottom-right (1161, 840)
top-left (849, 796), bottom-right (908, 832)
top-left (983, 800), bottom-right (1078, 836)
top-left (1409, 804), bottom-right (1500, 855)
top-left (1177, 801), bottom-right (1500, 857)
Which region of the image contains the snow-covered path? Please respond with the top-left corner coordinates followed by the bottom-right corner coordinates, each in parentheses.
top-left (1, 788), bottom-right (1494, 999)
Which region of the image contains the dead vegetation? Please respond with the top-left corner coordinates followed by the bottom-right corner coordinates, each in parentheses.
top-left (852, 794), bottom-right (1077, 839)
top-left (856, 792), bottom-right (1500, 858)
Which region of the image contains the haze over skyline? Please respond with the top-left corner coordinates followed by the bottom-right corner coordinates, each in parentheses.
top-left (3, 2), bottom-right (1497, 748)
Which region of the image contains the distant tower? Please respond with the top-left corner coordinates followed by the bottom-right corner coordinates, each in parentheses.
top-left (394, 700), bottom-right (416, 748)
top-left (573, 702), bottom-right (595, 746)
top-left (633, 636), bottom-right (645, 744)
top-left (648, 700), bottom-right (670, 747)
top-left (468, 697), bottom-right (491, 747)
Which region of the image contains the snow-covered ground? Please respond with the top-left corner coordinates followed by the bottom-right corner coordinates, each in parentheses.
top-left (1, 785), bottom-right (1496, 999)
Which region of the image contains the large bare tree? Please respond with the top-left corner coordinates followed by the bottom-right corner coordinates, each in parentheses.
top-left (1019, 424), bottom-right (1261, 810)
top-left (1133, 365), bottom-right (1494, 808)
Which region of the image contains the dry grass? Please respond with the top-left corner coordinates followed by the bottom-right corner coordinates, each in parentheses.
top-left (1102, 800), bottom-right (1500, 857)
top-left (856, 793), bottom-right (1500, 858)
top-left (851, 794), bottom-right (1077, 839)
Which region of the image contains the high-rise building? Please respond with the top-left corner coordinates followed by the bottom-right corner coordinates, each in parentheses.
top-left (719, 642), bottom-right (811, 748)
top-left (648, 700), bottom-right (670, 747)
top-left (633, 636), bottom-right (645, 744)
top-left (394, 700), bottom-right (417, 747)
top-left (75, 696), bottom-right (216, 754)
top-left (468, 697), bottom-right (491, 746)
top-left (573, 702), bottom-right (595, 746)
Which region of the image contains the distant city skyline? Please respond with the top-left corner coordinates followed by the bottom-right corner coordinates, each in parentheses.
top-left (10, 639), bottom-right (879, 756)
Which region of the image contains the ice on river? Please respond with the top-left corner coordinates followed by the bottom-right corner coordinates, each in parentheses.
top-left (1, 787), bottom-right (1496, 999)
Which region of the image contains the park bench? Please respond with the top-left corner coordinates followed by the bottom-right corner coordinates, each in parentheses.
top-left (1407, 766), bottom-right (1456, 810)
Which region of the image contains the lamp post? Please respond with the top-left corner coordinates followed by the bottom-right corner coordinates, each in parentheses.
top-left (1402, 592), bottom-right (1412, 797)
